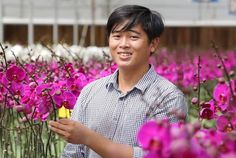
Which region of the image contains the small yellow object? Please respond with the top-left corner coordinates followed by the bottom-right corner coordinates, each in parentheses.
top-left (58, 106), bottom-right (71, 118)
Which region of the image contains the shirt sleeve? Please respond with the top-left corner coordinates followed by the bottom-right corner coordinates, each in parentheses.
top-left (60, 85), bottom-right (91, 158)
top-left (152, 91), bottom-right (188, 122)
top-left (133, 146), bottom-right (144, 158)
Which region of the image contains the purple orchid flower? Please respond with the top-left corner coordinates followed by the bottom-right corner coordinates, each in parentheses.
top-left (137, 119), bottom-right (172, 157)
top-left (52, 91), bottom-right (76, 109)
top-left (213, 82), bottom-right (230, 112)
top-left (200, 100), bottom-right (215, 120)
top-left (216, 113), bottom-right (236, 132)
top-left (6, 65), bottom-right (26, 82)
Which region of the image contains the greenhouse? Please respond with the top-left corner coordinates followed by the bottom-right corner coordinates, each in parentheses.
top-left (0, 0), bottom-right (236, 158)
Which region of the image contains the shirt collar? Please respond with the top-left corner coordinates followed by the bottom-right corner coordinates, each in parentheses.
top-left (134, 65), bottom-right (157, 94)
top-left (105, 65), bottom-right (157, 94)
top-left (106, 69), bottom-right (119, 90)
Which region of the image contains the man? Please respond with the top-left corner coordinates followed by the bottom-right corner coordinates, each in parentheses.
top-left (49, 5), bottom-right (188, 158)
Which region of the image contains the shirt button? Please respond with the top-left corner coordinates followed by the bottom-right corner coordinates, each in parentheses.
top-left (119, 96), bottom-right (125, 100)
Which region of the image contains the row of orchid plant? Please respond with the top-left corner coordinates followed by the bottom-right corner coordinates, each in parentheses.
top-left (0, 43), bottom-right (115, 158)
top-left (0, 43), bottom-right (236, 157)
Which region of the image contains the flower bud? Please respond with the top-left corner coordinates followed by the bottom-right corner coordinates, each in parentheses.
top-left (218, 77), bottom-right (225, 83)
top-left (217, 64), bottom-right (222, 69)
top-left (229, 70), bottom-right (234, 77)
top-left (191, 97), bottom-right (198, 105)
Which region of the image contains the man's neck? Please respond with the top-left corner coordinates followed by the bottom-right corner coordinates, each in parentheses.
top-left (118, 64), bottom-right (150, 93)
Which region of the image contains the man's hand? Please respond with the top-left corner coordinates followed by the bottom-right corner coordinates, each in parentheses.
top-left (49, 119), bottom-right (133, 158)
top-left (49, 119), bottom-right (91, 145)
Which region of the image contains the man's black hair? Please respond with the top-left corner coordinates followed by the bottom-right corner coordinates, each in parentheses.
top-left (106, 5), bottom-right (164, 42)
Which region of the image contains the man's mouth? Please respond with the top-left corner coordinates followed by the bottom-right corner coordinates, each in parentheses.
top-left (118, 52), bottom-right (132, 57)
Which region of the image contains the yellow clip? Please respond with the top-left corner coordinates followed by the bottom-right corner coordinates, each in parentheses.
top-left (58, 106), bottom-right (71, 118)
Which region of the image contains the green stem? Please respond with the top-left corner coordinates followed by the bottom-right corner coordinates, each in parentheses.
top-left (197, 55), bottom-right (201, 120)
top-left (0, 42), bottom-right (8, 69)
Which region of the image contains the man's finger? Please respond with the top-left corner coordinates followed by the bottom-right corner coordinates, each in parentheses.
top-left (57, 118), bottom-right (72, 125)
top-left (49, 120), bottom-right (69, 131)
top-left (49, 124), bottom-right (69, 137)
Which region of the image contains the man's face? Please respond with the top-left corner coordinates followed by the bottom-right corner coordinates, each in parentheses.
top-left (108, 23), bottom-right (158, 70)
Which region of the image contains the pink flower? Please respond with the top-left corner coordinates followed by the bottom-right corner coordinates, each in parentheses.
top-left (9, 81), bottom-right (24, 96)
top-left (67, 73), bottom-right (88, 96)
top-left (35, 83), bottom-right (52, 97)
top-left (220, 152), bottom-right (236, 158)
top-left (52, 91), bottom-right (76, 109)
top-left (216, 113), bottom-right (236, 132)
top-left (200, 100), bottom-right (215, 120)
top-left (213, 83), bottom-right (230, 111)
top-left (6, 65), bottom-right (26, 82)
top-left (137, 120), bottom-right (171, 156)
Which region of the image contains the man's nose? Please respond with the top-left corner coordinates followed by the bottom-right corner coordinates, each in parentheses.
top-left (119, 37), bottom-right (130, 48)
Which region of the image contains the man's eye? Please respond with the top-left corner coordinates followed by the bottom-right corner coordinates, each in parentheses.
top-left (112, 35), bottom-right (120, 39)
top-left (130, 36), bottom-right (139, 40)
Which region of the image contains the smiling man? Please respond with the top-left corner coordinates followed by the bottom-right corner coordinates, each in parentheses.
top-left (49, 5), bottom-right (188, 158)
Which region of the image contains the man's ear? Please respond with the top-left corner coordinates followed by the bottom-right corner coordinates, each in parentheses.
top-left (150, 37), bottom-right (160, 53)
